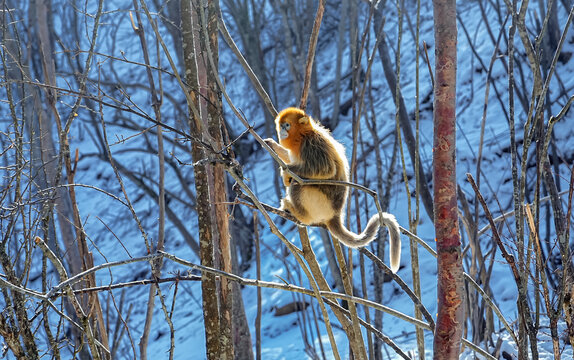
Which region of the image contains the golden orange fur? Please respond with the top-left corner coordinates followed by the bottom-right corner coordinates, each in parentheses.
top-left (264, 107), bottom-right (401, 273)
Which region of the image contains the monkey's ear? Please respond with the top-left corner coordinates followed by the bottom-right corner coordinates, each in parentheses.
top-left (299, 116), bottom-right (310, 125)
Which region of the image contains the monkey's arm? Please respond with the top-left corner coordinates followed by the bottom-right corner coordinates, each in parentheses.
top-left (264, 138), bottom-right (293, 187)
top-left (264, 138), bottom-right (291, 164)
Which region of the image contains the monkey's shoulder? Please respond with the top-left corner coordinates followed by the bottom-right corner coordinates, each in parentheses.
top-left (298, 127), bottom-right (348, 180)
top-left (302, 126), bottom-right (343, 154)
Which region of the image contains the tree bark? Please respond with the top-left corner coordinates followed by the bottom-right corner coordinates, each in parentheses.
top-left (202, 1), bottom-right (234, 359)
top-left (432, 0), bottom-right (464, 358)
top-left (182, 1), bottom-right (245, 359)
top-left (181, 1), bottom-right (222, 359)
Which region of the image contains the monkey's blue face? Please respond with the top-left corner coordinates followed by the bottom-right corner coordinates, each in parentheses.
top-left (279, 122), bottom-right (290, 140)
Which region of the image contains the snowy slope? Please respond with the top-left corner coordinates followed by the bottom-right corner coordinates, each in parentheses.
top-left (56, 0), bottom-right (574, 359)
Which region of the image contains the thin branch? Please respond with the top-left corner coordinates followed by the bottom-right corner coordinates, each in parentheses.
top-left (71, 275), bottom-right (201, 294)
top-left (159, 250), bottom-right (430, 330)
top-left (34, 237), bottom-right (105, 359)
top-left (46, 254), bottom-right (160, 299)
top-left (299, 0), bottom-right (325, 110)
top-left (466, 174), bottom-right (521, 283)
top-left (217, 9), bottom-right (277, 117)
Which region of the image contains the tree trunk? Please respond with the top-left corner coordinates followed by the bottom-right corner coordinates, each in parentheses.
top-left (181, 1), bottom-right (222, 359)
top-left (182, 1), bottom-right (247, 359)
top-left (202, 1), bottom-right (234, 359)
top-left (432, 0), bottom-right (464, 358)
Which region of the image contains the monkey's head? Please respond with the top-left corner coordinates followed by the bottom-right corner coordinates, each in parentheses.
top-left (275, 108), bottom-right (313, 153)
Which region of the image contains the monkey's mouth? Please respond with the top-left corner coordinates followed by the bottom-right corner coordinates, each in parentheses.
top-left (279, 129), bottom-right (289, 140)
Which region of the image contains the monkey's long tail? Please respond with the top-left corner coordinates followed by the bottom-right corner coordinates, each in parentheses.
top-left (327, 213), bottom-right (401, 273)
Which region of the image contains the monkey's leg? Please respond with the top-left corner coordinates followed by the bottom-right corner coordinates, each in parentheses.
top-left (280, 169), bottom-right (292, 187)
top-left (280, 197), bottom-right (293, 213)
top-left (281, 196), bottom-right (313, 225)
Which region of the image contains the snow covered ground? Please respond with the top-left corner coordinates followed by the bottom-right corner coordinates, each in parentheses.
top-left (12, 0), bottom-right (573, 359)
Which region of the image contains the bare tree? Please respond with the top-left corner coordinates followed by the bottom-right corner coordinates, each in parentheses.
top-left (432, 0), bottom-right (464, 358)
top-left (1, 1), bottom-right (574, 359)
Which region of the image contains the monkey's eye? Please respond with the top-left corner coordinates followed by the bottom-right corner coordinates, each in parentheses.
top-left (281, 122), bottom-right (290, 131)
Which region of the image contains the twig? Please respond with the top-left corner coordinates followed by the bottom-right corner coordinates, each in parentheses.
top-left (533, 4), bottom-right (574, 126)
top-left (298, 228), bottom-right (342, 360)
top-left (158, 251), bottom-right (430, 330)
top-left (254, 212), bottom-right (262, 360)
top-left (130, 3), bottom-right (168, 357)
top-left (321, 298), bottom-right (413, 360)
top-left (359, 247), bottom-right (435, 329)
top-left (400, 226), bottom-right (436, 256)
top-left (38, 183), bottom-right (130, 208)
top-left (466, 174), bottom-right (521, 282)
top-left (299, 0), bottom-right (325, 110)
top-left (476, 13), bottom-right (510, 203)
top-left (168, 282), bottom-right (178, 360)
top-left (462, 273), bottom-right (518, 345)
top-left (0, 275), bottom-right (46, 300)
top-left (35, 237), bottom-right (105, 359)
top-left (477, 189), bottom-right (570, 236)
top-left (461, 339), bottom-right (497, 360)
top-left (70, 275), bottom-right (200, 294)
top-left (46, 254), bottom-right (160, 299)
top-left (422, 41), bottom-right (434, 88)
top-left (525, 203), bottom-right (559, 356)
top-left (134, 0), bottom-right (201, 123)
top-left (217, 10), bottom-right (277, 117)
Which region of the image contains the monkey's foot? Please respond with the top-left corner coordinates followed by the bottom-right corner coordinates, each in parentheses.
top-left (280, 171), bottom-right (293, 187)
